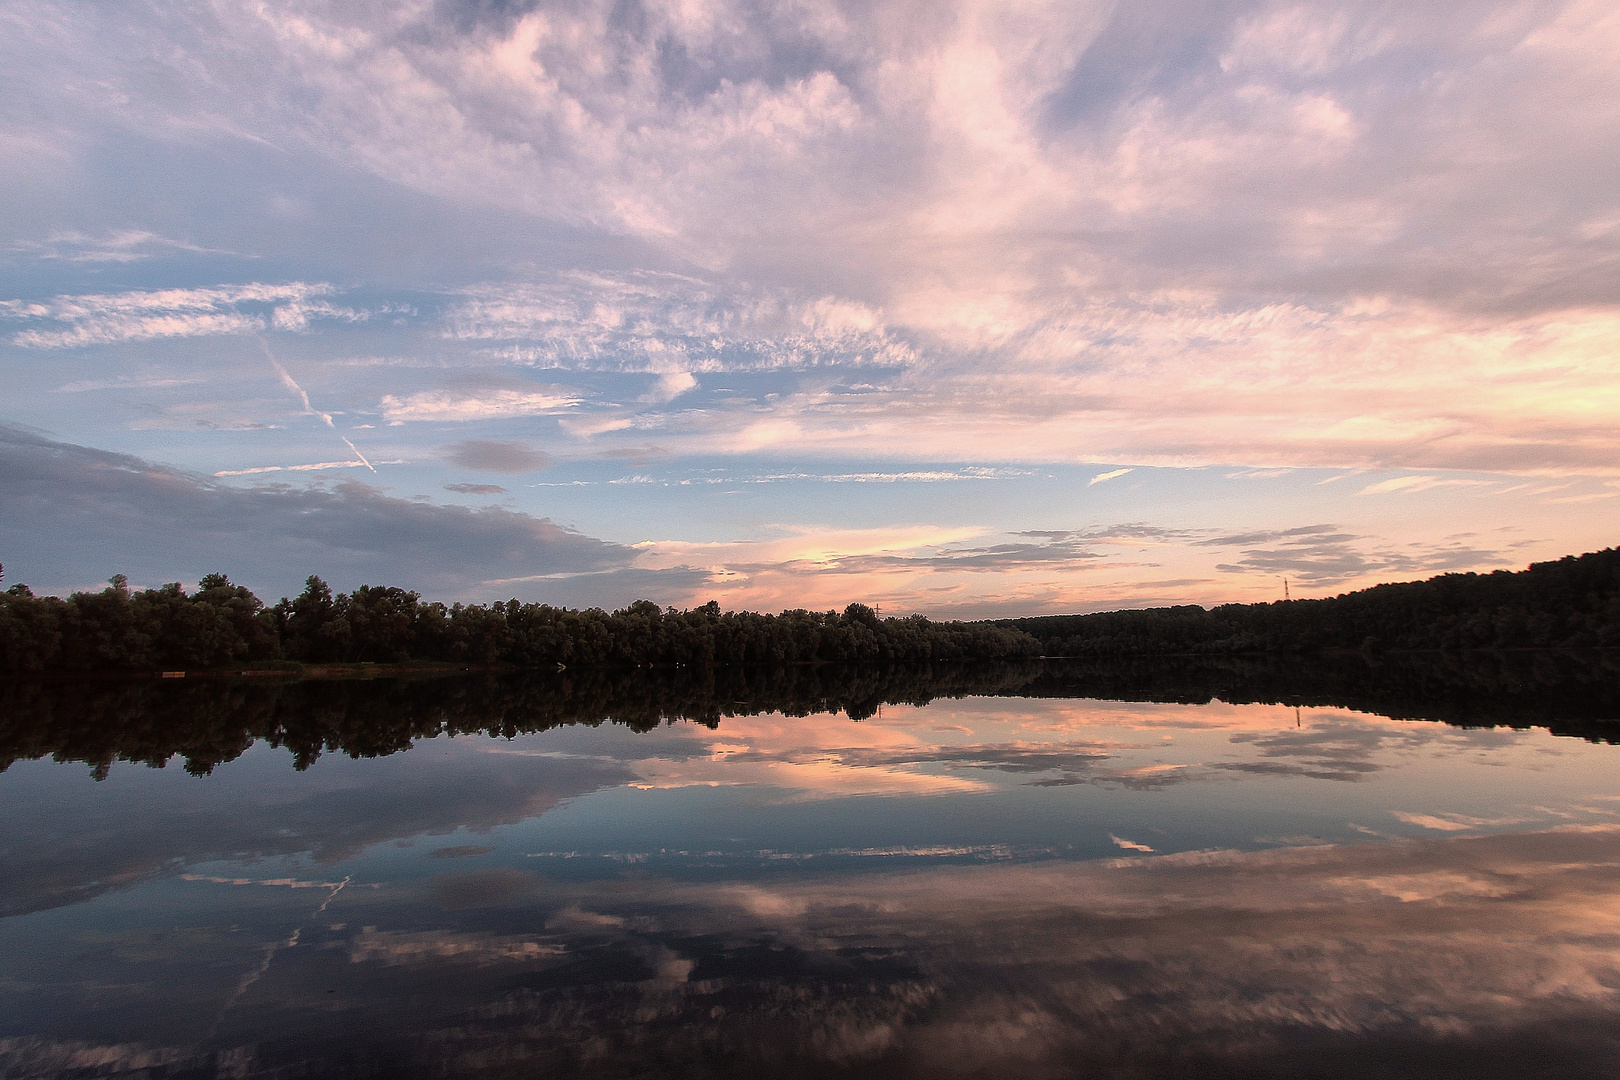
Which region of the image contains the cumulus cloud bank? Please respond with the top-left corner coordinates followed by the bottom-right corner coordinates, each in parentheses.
top-left (3, 0), bottom-right (1618, 471)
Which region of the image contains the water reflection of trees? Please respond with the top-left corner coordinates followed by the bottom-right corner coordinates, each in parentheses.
top-left (1014, 651), bottom-right (1620, 739)
top-left (3, 651), bottom-right (1616, 778)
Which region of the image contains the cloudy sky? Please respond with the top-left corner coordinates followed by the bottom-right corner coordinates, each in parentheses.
top-left (2, 0), bottom-right (1616, 613)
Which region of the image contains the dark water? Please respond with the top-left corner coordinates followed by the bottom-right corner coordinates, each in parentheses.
top-left (3, 654), bottom-right (1620, 1078)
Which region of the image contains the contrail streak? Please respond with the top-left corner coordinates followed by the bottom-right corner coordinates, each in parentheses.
top-left (338, 434), bottom-right (374, 470)
top-left (259, 337), bottom-right (376, 473)
top-left (208, 875), bottom-right (351, 1030)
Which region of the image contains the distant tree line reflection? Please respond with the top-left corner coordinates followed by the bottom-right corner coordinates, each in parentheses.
top-left (3, 652), bottom-right (1616, 779)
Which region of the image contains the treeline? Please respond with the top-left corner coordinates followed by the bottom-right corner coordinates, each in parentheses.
top-left (3, 547), bottom-right (1615, 675)
top-left (0, 572), bottom-right (1039, 674)
top-left (998, 548), bottom-right (1620, 656)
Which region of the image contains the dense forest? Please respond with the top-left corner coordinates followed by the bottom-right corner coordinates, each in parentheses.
top-left (999, 548), bottom-right (1620, 655)
top-left (1, 547), bottom-right (1615, 675)
top-left (0, 571), bottom-right (1039, 674)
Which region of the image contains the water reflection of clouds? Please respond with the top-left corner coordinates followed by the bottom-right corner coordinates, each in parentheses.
top-left (1230, 715), bottom-right (1412, 756)
top-left (423, 867), bottom-right (543, 910)
top-left (16, 827), bottom-right (1617, 1078)
top-left (524, 844), bottom-right (1029, 865)
top-left (900, 697), bottom-right (1323, 733)
top-left (583, 827), bottom-right (1620, 1065)
top-left (7, 682), bottom-right (1620, 1078)
top-left (1046, 762), bottom-right (1202, 789)
top-left (0, 741), bottom-right (636, 917)
top-left (1225, 715), bottom-right (1555, 783)
top-left (347, 927), bottom-right (566, 966)
top-left (592, 700), bottom-right (1510, 796)
top-left (531, 698), bottom-right (1550, 791)
top-left (573, 700), bottom-right (1200, 797)
top-left (2, 695), bottom-right (1602, 923)
top-left (399, 698), bottom-right (1589, 808)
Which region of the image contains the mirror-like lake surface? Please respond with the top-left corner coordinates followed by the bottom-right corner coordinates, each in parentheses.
top-left (3, 657), bottom-right (1620, 1078)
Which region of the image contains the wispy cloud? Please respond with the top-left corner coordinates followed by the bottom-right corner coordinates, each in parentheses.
top-left (214, 460), bottom-right (388, 476)
top-left (1357, 476), bottom-right (1497, 496)
top-left (380, 388), bottom-right (579, 422)
top-left (261, 339), bottom-right (375, 472)
top-left (57, 375), bottom-right (203, 393)
top-left (444, 275), bottom-right (912, 375)
top-left (1209, 528), bottom-right (1514, 586)
top-left (529, 467), bottom-right (1032, 488)
top-left (1391, 811), bottom-right (1531, 833)
top-left (3, 283), bottom-right (344, 348)
top-left (1194, 525), bottom-right (1346, 548)
top-left (12, 229), bottom-right (241, 264)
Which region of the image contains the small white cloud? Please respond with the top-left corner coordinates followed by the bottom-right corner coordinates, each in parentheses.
top-left (644, 370), bottom-right (697, 403)
top-left (214, 459), bottom-right (405, 476)
top-left (57, 376), bottom-right (203, 393)
top-left (1089, 468), bottom-right (1133, 486)
top-left (380, 389), bottom-right (579, 422)
top-left (1110, 835), bottom-right (1154, 852)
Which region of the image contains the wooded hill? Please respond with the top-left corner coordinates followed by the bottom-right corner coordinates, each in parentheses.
top-left (997, 548), bottom-right (1620, 656)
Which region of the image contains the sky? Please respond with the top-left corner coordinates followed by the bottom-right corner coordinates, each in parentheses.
top-left (1, 0), bottom-right (1617, 615)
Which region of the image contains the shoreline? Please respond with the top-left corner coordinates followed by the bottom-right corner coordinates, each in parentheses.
top-left (2, 645), bottom-right (1615, 685)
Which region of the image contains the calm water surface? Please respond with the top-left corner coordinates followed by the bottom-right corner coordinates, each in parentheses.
top-left (3, 661), bottom-right (1620, 1078)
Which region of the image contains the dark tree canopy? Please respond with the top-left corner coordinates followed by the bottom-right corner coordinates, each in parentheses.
top-left (1, 548), bottom-right (1616, 676)
top-left (998, 548), bottom-right (1620, 656)
top-left (0, 574), bottom-right (1038, 674)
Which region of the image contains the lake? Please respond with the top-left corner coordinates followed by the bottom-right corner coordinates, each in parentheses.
top-left (3, 655), bottom-right (1619, 1078)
